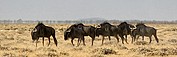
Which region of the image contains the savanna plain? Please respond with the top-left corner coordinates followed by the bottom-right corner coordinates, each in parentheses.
top-left (0, 23), bottom-right (177, 57)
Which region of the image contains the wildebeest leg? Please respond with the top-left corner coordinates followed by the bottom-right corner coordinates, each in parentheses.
top-left (131, 36), bottom-right (134, 43)
top-left (71, 38), bottom-right (74, 46)
top-left (119, 34), bottom-right (124, 44)
top-left (52, 34), bottom-right (58, 46)
top-left (125, 35), bottom-right (129, 44)
top-left (82, 36), bottom-right (86, 46)
top-left (142, 36), bottom-right (145, 41)
top-left (108, 36), bottom-right (111, 41)
top-left (101, 36), bottom-right (105, 45)
top-left (107, 28), bottom-right (111, 41)
top-left (91, 37), bottom-right (95, 46)
top-left (36, 38), bottom-right (39, 47)
top-left (48, 37), bottom-right (50, 46)
top-left (136, 36), bottom-right (140, 41)
top-left (42, 37), bottom-right (44, 46)
top-left (154, 33), bottom-right (159, 43)
top-left (142, 33), bottom-right (145, 41)
top-left (149, 36), bottom-right (152, 43)
top-left (132, 35), bottom-right (137, 43)
top-left (77, 38), bottom-right (81, 47)
top-left (115, 35), bottom-right (119, 43)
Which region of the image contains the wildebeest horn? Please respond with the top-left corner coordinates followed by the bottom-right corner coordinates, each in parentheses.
top-left (32, 28), bottom-right (37, 32)
top-left (96, 25), bottom-right (101, 28)
top-left (66, 29), bottom-right (71, 32)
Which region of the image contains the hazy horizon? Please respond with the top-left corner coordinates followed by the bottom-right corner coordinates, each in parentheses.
top-left (0, 0), bottom-right (177, 21)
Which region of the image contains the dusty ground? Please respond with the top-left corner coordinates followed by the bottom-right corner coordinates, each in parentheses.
top-left (0, 23), bottom-right (177, 57)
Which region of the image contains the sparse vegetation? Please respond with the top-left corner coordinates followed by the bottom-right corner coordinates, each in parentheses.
top-left (0, 24), bottom-right (177, 57)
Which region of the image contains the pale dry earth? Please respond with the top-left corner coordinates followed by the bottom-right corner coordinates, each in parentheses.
top-left (0, 23), bottom-right (177, 57)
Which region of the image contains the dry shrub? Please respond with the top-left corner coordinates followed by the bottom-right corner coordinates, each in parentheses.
top-left (36, 52), bottom-right (58, 57)
top-left (11, 47), bottom-right (20, 50)
top-left (117, 44), bottom-right (128, 50)
top-left (20, 48), bottom-right (33, 53)
top-left (168, 39), bottom-right (177, 45)
top-left (0, 35), bottom-right (7, 40)
top-left (134, 41), bottom-right (148, 45)
top-left (48, 52), bottom-right (58, 57)
top-left (29, 27), bottom-right (34, 31)
top-left (92, 48), bottom-right (117, 55)
top-left (71, 47), bottom-right (83, 51)
top-left (17, 30), bottom-right (25, 34)
top-left (0, 46), bottom-right (10, 51)
top-left (130, 47), bottom-right (177, 56)
top-left (91, 54), bottom-right (104, 57)
top-left (145, 48), bottom-right (177, 56)
top-left (168, 39), bottom-right (177, 43)
top-left (3, 53), bottom-right (16, 57)
top-left (58, 28), bottom-right (66, 31)
top-left (6, 37), bottom-right (14, 40)
top-left (11, 27), bottom-right (18, 30)
top-left (130, 47), bottom-right (157, 56)
top-left (18, 54), bottom-right (28, 57)
top-left (47, 48), bottom-right (57, 52)
top-left (164, 28), bottom-right (177, 31)
top-left (60, 52), bottom-right (69, 56)
top-left (5, 36), bottom-right (14, 40)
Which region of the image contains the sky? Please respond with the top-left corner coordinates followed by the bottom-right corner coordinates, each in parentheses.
top-left (0, 0), bottom-right (177, 21)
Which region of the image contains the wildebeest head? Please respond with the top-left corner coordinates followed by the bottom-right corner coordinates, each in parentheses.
top-left (130, 29), bottom-right (138, 38)
top-left (64, 30), bottom-right (71, 40)
top-left (31, 28), bottom-right (38, 42)
top-left (64, 26), bottom-right (73, 40)
top-left (129, 24), bottom-right (135, 29)
top-left (95, 28), bottom-right (102, 37)
top-left (64, 24), bottom-right (78, 40)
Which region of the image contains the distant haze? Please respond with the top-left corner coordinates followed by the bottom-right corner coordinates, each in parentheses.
top-left (0, 0), bottom-right (177, 21)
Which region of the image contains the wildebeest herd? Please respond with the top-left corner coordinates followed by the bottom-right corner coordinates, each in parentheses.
top-left (31, 22), bottom-right (159, 47)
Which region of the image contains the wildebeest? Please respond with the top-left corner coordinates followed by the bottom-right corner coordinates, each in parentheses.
top-left (132, 23), bottom-right (159, 43)
top-left (97, 22), bottom-right (121, 45)
top-left (64, 23), bottom-right (85, 46)
top-left (95, 25), bottom-right (120, 45)
top-left (82, 25), bottom-right (96, 46)
top-left (31, 22), bottom-right (58, 47)
top-left (117, 22), bottom-right (135, 44)
top-left (64, 23), bottom-right (96, 46)
top-left (99, 21), bottom-right (112, 40)
top-left (130, 29), bottom-right (139, 43)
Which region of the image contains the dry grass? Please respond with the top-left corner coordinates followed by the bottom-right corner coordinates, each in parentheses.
top-left (0, 24), bottom-right (177, 57)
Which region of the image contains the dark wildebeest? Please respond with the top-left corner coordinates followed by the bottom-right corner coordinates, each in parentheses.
top-left (133, 23), bottom-right (159, 43)
top-left (130, 29), bottom-right (139, 43)
top-left (117, 22), bottom-right (135, 44)
top-left (64, 23), bottom-right (85, 46)
top-left (97, 22), bottom-right (120, 45)
top-left (99, 21), bottom-right (112, 40)
top-left (31, 22), bottom-right (58, 47)
top-left (64, 23), bottom-right (96, 46)
top-left (82, 25), bottom-right (96, 46)
top-left (95, 25), bottom-right (120, 45)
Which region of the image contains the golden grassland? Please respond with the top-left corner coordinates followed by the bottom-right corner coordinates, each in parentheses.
top-left (0, 23), bottom-right (177, 57)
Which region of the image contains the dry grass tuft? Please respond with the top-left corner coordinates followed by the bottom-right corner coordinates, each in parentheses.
top-left (134, 41), bottom-right (148, 45)
top-left (92, 48), bottom-right (117, 55)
